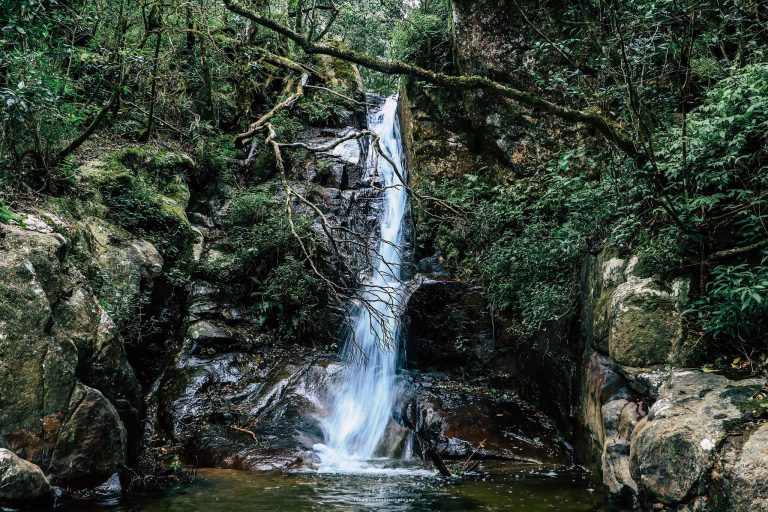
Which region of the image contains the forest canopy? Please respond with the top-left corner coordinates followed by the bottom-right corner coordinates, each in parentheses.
top-left (1, 0), bottom-right (767, 365)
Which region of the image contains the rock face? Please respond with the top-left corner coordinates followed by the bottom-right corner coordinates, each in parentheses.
top-left (630, 371), bottom-right (765, 507)
top-left (0, 215), bottom-right (158, 489)
top-left (0, 448), bottom-right (52, 506)
top-left (403, 276), bottom-right (494, 371)
top-left (581, 252), bottom-right (696, 378)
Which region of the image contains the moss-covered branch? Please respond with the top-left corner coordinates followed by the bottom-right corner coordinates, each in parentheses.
top-left (223, 0), bottom-right (638, 156)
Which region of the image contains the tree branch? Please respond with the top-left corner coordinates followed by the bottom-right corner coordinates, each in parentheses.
top-left (223, 0), bottom-right (638, 156)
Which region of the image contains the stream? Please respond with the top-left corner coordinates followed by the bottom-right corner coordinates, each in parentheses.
top-left (84, 465), bottom-right (606, 511)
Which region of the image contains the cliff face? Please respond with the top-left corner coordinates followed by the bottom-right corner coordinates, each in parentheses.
top-left (400, 1), bottom-right (768, 510)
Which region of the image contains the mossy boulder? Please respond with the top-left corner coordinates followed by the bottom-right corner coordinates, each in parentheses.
top-left (0, 219), bottom-right (134, 489)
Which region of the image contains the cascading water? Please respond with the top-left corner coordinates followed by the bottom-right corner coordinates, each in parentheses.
top-left (314, 96), bottom-right (411, 472)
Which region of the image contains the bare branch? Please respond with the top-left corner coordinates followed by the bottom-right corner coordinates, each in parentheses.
top-left (223, 0), bottom-right (638, 155)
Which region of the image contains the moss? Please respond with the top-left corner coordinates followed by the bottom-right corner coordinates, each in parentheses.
top-left (77, 147), bottom-right (194, 267)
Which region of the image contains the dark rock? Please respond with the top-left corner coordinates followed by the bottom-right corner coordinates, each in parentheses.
top-left (403, 275), bottom-right (495, 371)
top-left (0, 449), bottom-right (52, 506)
top-left (148, 351), bottom-right (340, 471)
top-left (47, 384), bottom-right (127, 488)
top-left (400, 372), bottom-right (570, 464)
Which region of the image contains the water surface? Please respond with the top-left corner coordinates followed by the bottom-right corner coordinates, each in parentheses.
top-left (99, 464), bottom-right (608, 511)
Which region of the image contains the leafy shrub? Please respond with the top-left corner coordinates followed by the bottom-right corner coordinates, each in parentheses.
top-left (642, 64), bottom-right (768, 349)
top-left (417, 160), bottom-right (616, 338)
top-left (296, 88), bottom-right (354, 127)
top-left (213, 185), bottom-right (328, 339)
top-left (694, 259), bottom-right (768, 349)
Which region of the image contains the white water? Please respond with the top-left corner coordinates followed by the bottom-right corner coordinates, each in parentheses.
top-left (314, 97), bottom-right (413, 473)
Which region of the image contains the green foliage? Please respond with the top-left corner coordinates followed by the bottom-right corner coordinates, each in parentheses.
top-left (417, 156), bottom-right (617, 337)
top-left (211, 185), bottom-right (327, 339)
top-left (636, 64), bottom-right (768, 349)
top-left (391, 0), bottom-right (452, 70)
top-left (0, 200), bottom-right (20, 224)
top-left (296, 88), bottom-right (354, 127)
top-left (254, 255), bottom-right (324, 337)
top-left (693, 259), bottom-right (768, 347)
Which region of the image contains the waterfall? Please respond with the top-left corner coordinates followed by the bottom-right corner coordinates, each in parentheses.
top-left (314, 96), bottom-right (411, 472)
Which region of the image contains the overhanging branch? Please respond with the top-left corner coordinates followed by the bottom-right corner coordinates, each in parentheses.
top-left (223, 0), bottom-right (638, 156)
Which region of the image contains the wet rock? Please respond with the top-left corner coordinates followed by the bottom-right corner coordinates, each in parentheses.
top-left (52, 285), bottom-right (140, 409)
top-left (149, 351), bottom-right (338, 471)
top-left (48, 384), bottom-right (127, 488)
top-left (629, 371), bottom-right (765, 505)
top-left (579, 349), bottom-right (643, 507)
top-left (0, 449), bottom-right (52, 506)
top-left (401, 373), bottom-right (570, 464)
top-left (186, 320), bottom-right (253, 355)
top-left (403, 275), bottom-right (494, 371)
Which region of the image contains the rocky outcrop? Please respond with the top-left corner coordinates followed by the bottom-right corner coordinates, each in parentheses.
top-left (581, 252), bottom-right (696, 379)
top-left (401, 373), bottom-right (571, 464)
top-left (578, 248), bottom-right (768, 510)
top-left (0, 448), bottom-right (52, 507)
top-left (0, 212), bottom-right (161, 489)
top-left (630, 371), bottom-right (765, 508)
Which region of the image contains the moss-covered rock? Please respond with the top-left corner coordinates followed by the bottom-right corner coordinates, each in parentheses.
top-left (0, 217), bottom-right (143, 489)
top-left (76, 146), bottom-right (194, 267)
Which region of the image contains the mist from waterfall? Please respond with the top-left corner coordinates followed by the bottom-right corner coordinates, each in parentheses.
top-left (314, 96), bottom-right (411, 472)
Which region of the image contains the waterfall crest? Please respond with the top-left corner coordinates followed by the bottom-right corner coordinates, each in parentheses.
top-left (315, 96), bottom-right (411, 472)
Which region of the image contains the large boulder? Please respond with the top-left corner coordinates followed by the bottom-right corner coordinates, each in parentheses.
top-left (0, 449), bottom-right (52, 507)
top-left (608, 276), bottom-right (691, 368)
top-left (712, 422), bottom-right (768, 511)
top-left (629, 370), bottom-right (765, 505)
top-left (47, 385), bottom-right (127, 487)
top-left (0, 219), bottom-right (135, 490)
top-left (581, 250), bottom-right (698, 383)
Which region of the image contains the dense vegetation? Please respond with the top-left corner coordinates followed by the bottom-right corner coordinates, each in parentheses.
top-left (1, 0), bottom-right (767, 366)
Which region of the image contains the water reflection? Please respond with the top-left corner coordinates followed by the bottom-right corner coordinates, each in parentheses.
top-left (93, 463), bottom-right (609, 512)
